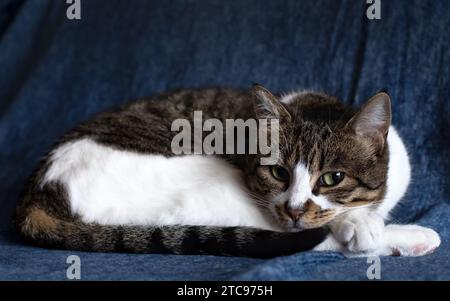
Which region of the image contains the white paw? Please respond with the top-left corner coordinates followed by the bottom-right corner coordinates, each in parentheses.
top-left (384, 224), bottom-right (441, 257)
top-left (330, 211), bottom-right (384, 253)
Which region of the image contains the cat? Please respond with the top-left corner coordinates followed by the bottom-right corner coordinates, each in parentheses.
top-left (14, 85), bottom-right (440, 258)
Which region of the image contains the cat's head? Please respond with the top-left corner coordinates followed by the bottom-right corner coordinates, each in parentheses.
top-left (247, 85), bottom-right (391, 231)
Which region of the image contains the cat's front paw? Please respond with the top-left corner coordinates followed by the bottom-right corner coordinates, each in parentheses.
top-left (330, 210), bottom-right (384, 253)
top-left (385, 224), bottom-right (441, 257)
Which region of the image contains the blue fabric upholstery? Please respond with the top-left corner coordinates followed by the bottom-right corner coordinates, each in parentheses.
top-left (0, 0), bottom-right (449, 280)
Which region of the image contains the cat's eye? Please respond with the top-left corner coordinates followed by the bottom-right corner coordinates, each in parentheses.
top-left (271, 165), bottom-right (290, 182)
top-left (319, 172), bottom-right (345, 187)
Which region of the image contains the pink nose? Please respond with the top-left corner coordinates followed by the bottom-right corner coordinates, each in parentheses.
top-left (284, 202), bottom-right (305, 221)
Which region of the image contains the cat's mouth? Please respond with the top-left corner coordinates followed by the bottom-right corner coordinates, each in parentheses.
top-left (274, 202), bottom-right (336, 231)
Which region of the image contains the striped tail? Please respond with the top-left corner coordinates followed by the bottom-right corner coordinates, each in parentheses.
top-left (16, 207), bottom-right (328, 258)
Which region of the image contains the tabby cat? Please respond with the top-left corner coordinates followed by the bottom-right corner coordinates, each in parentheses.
top-left (14, 85), bottom-right (440, 258)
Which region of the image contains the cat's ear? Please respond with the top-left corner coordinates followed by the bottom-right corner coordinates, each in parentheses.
top-left (346, 92), bottom-right (391, 149)
top-left (252, 84), bottom-right (291, 121)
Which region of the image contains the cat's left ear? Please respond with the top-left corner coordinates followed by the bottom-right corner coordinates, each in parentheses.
top-left (346, 92), bottom-right (392, 149)
top-left (251, 84), bottom-right (292, 121)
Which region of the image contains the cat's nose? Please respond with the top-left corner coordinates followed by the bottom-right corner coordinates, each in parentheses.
top-left (284, 202), bottom-right (305, 221)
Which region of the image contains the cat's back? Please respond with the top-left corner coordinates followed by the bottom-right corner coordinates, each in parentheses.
top-left (15, 87), bottom-right (275, 231)
top-left (128, 87), bottom-right (255, 120)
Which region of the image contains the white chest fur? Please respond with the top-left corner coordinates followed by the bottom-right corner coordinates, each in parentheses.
top-left (42, 138), bottom-right (275, 230)
top-left (378, 126), bottom-right (411, 219)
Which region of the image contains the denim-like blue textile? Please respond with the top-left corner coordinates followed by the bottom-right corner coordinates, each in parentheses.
top-left (0, 0), bottom-right (449, 280)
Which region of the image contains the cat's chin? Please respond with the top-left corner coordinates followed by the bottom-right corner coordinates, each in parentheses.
top-left (278, 221), bottom-right (306, 232)
top-left (286, 227), bottom-right (304, 233)
top-left (279, 220), bottom-right (325, 232)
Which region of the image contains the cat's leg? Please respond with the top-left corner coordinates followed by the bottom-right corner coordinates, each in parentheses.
top-left (314, 209), bottom-right (385, 254)
top-left (372, 224), bottom-right (441, 257)
top-left (315, 220), bottom-right (441, 257)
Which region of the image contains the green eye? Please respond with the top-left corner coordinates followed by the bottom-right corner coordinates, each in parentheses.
top-left (271, 165), bottom-right (290, 181)
top-left (320, 172), bottom-right (345, 187)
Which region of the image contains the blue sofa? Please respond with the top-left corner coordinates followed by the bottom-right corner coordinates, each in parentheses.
top-left (0, 0), bottom-right (449, 280)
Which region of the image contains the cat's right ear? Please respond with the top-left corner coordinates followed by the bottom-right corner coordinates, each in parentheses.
top-left (251, 84), bottom-right (291, 121)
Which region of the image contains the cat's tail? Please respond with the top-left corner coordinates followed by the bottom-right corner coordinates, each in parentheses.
top-left (15, 207), bottom-right (328, 258)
